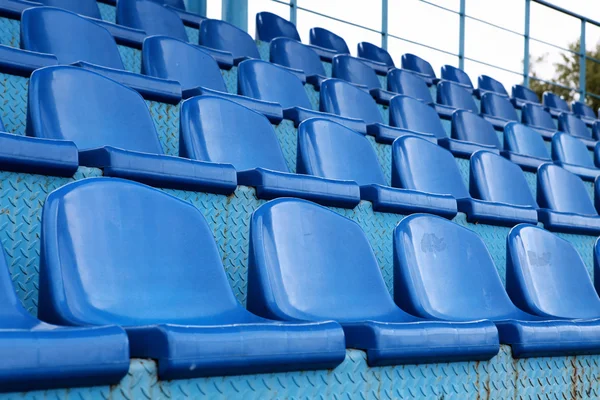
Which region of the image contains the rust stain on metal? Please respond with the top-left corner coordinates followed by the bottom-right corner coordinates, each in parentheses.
top-left (571, 357), bottom-right (579, 400)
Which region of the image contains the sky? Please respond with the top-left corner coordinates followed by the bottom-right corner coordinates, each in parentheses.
top-left (201, 0), bottom-right (600, 98)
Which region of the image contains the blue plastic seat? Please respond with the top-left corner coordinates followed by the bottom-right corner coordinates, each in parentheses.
top-left (199, 19), bottom-right (260, 62)
top-left (357, 42), bottom-right (394, 67)
top-left (309, 27), bottom-right (350, 55)
top-left (394, 214), bottom-right (600, 358)
top-left (270, 37), bottom-right (327, 88)
top-left (0, 244), bottom-right (129, 392)
top-left (502, 122), bottom-right (552, 171)
top-left (39, 178), bottom-right (346, 379)
top-left (386, 68), bottom-right (434, 104)
top-left (451, 110), bottom-right (502, 150)
top-left (521, 103), bottom-right (557, 140)
top-left (296, 118), bottom-right (457, 216)
top-left (401, 53), bottom-right (437, 86)
top-left (572, 101), bottom-right (598, 126)
top-left (237, 59), bottom-right (365, 132)
top-left (558, 112), bottom-right (596, 148)
top-left (537, 163), bottom-right (600, 234)
top-left (35, 0), bottom-right (102, 19)
top-left (470, 150), bottom-right (538, 208)
top-left (392, 136), bottom-right (537, 225)
top-left (436, 80), bottom-right (479, 119)
top-left (255, 11), bottom-right (301, 42)
top-left (320, 79), bottom-right (434, 144)
top-left (480, 92), bottom-right (519, 129)
top-left (507, 224), bottom-right (600, 321)
top-left (477, 75), bottom-right (509, 98)
top-left (512, 84), bottom-right (540, 108)
top-left (159, 0), bottom-right (186, 9)
top-left (21, 7), bottom-right (124, 69)
top-left (543, 91), bottom-right (570, 118)
top-left (247, 198), bottom-right (499, 366)
top-left (440, 65), bottom-right (473, 91)
top-left (331, 55), bottom-right (395, 103)
top-left (551, 132), bottom-right (600, 181)
top-left (178, 96), bottom-right (360, 208)
top-left (27, 66), bottom-right (237, 193)
top-left (117, 0), bottom-right (188, 41)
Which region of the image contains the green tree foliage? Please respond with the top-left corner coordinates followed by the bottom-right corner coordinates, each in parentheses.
top-left (529, 39), bottom-right (600, 111)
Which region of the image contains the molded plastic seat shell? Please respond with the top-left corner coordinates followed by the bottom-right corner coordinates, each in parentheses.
top-left (199, 19), bottom-right (260, 61)
top-left (572, 101), bottom-right (598, 126)
top-left (502, 122), bottom-right (551, 171)
top-left (387, 68), bottom-right (434, 104)
top-left (394, 214), bottom-right (600, 357)
top-left (543, 91), bottom-right (570, 117)
top-left (117, 0), bottom-right (188, 41)
top-left (36, 0), bottom-right (101, 19)
top-left (521, 103), bottom-right (557, 140)
top-left (436, 81), bottom-right (479, 118)
top-left (39, 178), bottom-right (347, 379)
top-left (255, 11), bottom-right (301, 42)
top-left (512, 84), bottom-right (540, 108)
top-left (558, 113), bottom-right (597, 148)
top-left (331, 54), bottom-right (395, 103)
top-left (551, 132), bottom-right (600, 181)
top-left (401, 53), bottom-right (437, 85)
top-left (452, 110), bottom-right (502, 150)
top-left (270, 37), bottom-right (326, 85)
top-left (357, 42), bottom-right (394, 67)
top-left (480, 92), bottom-right (519, 129)
top-left (309, 27), bottom-right (350, 54)
top-left (477, 75), bottom-right (508, 98)
top-left (247, 198), bottom-right (499, 366)
top-left (441, 65), bottom-right (473, 90)
top-left (507, 224), bottom-right (600, 320)
top-left (21, 7), bottom-right (125, 69)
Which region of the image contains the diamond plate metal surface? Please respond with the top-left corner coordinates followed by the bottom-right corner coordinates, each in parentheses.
top-left (523, 170), bottom-right (537, 198)
top-left (441, 118), bottom-right (452, 137)
top-left (118, 45), bottom-right (142, 73)
top-left (0, 73), bottom-right (28, 135)
top-left (322, 61), bottom-right (332, 77)
top-left (256, 40), bottom-right (270, 61)
top-left (367, 135), bottom-right (392, 186)
top-left (185, 26), bottom-right (199, 45)
top-left (146, 100), bottom-right (180, 156)
top-left (556, 231), bottom-right (596, 278)
top-left (474, 97), bottom-right (481, 111)
top-left (273, 119), bottom-right (297, 173)
top-left (305, 84), bottom-right (320, 110)
top-left (455, 156), bottom-right (471, 188)
top-left (378, 104), bottom-right (389, 123)
top-left (98, 2), bottom-right (116, 23)
top-left (377, 74), bottom-right (386, 90)
top-left (584, 179), bottom-right (595, 200)
top-left (0, 168), bottom-right (102, 315)
top-left (429, 84), bottom-right (437, 99)
top-left (544, 139), bottom-right (552, 153)
top-left (516, 108), bottom-right (522, 121)
top-left (0, 17), bottom-right (19, 48)
top-left (221, 66), bottom-right (238, 94)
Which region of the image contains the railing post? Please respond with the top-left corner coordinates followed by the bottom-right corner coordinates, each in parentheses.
top-left (580, 19), bottom-right (587, 101)
top-left (382, 0), bottom-right (388, 50)
top-left (222, 0), bottom-right (248, 31)
top-left (290, 0), bottom-right (297, 25)
top-left (458, 0), bottom-right (465, 69)
top-left (524, 0), bottom-right (531, 86)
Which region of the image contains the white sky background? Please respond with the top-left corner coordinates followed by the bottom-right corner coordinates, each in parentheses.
top-left (203, 0), bottom-right (600, 96)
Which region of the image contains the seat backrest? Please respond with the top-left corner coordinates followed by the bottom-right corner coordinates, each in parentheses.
top-left (506, 225), bottom-right (600, 319)
top-left (512, 84), bottom-right (540, 104)
top-left (270, 37), bottom-right (325, 77)
top-left (179, 96), bottom-right (288, 172)
top-left (537, 163), bottom-right (597, 215)
top-left (393, 214), bottom-right (523, 321)
top-left (387, 69), bottom-right (434, 104)
top-left (160, 0), bottom-right (186, 9)
top-left (255, 11), bottom-right (300, 42)
top-left (248, 198), bottom-right (402, 322)
top-left (503, 122), bottom-right (551, 160)
top-left (357, 42), bottom-right (394, 67)
top-left (401, 53), bottom-right (436, 79)
top-left (481, 92), bottom-right (518, 121)
top-left (543, 91), bottom-right (570, 112)
top-left (522, 103), bottom-right (555, 130)
top-left (392, 136), bottom-right (470, 199)
top-left (451, 110), bottom-right (501, 148)
top-left (297, 118), bottom-right (387, 186)
top-left (27, 66), bottom-right (163, 153)
top-left (36, 0), bottom-right (102, 19)
top-left (39, 178), bottom-right (246, 326)
top-left (320, 79), bottom-right (384, 125)
top-left (558, 113), bottom-right (592, 139)
top-left (332, 55), bottom-right (381, 90)
top-left (116, 0), bottom-right (188, 42)
top-left (477, 75), bottom-right (508, 97)
top-left (199, 19), bottom-right (260, 60)
top-left (440, 65), bottom-right (473, 89)
top-left (309, 27), bottom-right (350, 54)
top-left (437, 81), bottom-right (479, 113)
top-left (388, 95), bottom-right (446, 139)
top-left (572, 101), bottom-right (596, 120)
top-left (551, 132), bottom-right (595, 168)
top-left (21, 7), bottom-right (124, 69)
top-left (238, 59), bottom-right (312, 110)
top-left (141, 36), bottom-right (227, 92)
top-left (470, 151), bottom-right (537, 207)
